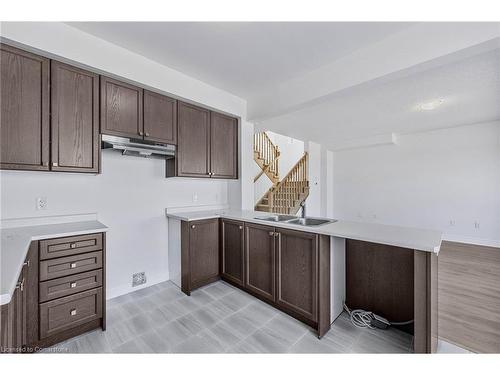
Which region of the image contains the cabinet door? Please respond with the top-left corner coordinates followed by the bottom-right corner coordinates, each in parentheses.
top-left (276, 228), bottom-right (318, 322)
top-left (244, 223), bottom-right (276, 302)
top-left (144, 90), bottom-right (177, 144)
top-left (221, 219), bottom-right (244, 286)
top-left (210, 112), bottom-right (238, 179)
top-left (51, 61), bottom-right (100, 173)
top-left (189, 219), bottom-right (220, 289)
top-left (0, 44), bottom-right (50, 171)
top-left (177, 102), bottom-right (210, 177)
top-left (100, 76), bottom-right (143, 139)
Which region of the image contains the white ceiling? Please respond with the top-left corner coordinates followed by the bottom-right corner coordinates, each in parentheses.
top-left (257, 48), bottom-right (500, 149)
top-left (67, 22), bottom-right (414, 98)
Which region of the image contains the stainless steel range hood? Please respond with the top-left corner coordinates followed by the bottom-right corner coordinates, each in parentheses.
top-left (101, 135), bottom-right (175, 158)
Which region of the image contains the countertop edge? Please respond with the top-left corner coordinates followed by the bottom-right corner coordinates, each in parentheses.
top-left (166, 211), bottom-right (442, 253)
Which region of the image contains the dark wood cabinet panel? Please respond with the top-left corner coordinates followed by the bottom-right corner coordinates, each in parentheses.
top-left (244, 223), bottom-right (276, 303)
top-left (39, 287), bottom-right (103, 340)
top-left (345, 239), bottom-right (414, 328)
top-left (0, 44), bottom-right (50, 171)
top-left (210, 112), bottom-right (238, 179)
top-left (144, 90), bottom-right (177, 144)
top-left (276, 228), bottom-right (318, 322)
top-left (100, 76), bottom-right (143, 139)
top-left (181, 219), bottom-right (220, 294)
top-left (51, 61), bottom-right (100, 173)
top-left (221, 219), bottom-right (244, 286)
top-left (39, 233), bottom-right (103, 260)
top-left (176, 102), bottom-right (210, 177)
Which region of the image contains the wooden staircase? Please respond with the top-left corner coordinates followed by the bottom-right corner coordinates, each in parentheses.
top-left (254, 132), bottom-right (280, 184)
top-left (255, 152), bottom-right (309, 215)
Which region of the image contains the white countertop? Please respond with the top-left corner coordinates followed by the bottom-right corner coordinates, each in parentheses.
top-left (165, 209), bottom-right (442, 254)
top-left (0, 220), bottom-right (108, 305)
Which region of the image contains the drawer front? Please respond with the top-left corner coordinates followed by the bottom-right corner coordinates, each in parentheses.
top-left (39, 251), bottom-right (102, 281)
top-left (39, 269), bottom-right (103, 303)
top-left (39, 288), bottom-right (103, 339)
top-left (40, 233), bottom-right (103, 260)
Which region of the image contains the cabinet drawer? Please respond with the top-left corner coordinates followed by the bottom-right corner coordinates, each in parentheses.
top-left (40, 251), bottom-right (103, 281)
top-left (39, 269), bottom-right (103, 303)
top-left (40, 233), bottom-right (103, 260)
top-left (39, 288), bottom-right (103, 339)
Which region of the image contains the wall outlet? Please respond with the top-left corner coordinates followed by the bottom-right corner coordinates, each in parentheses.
top-left (192, 193), bottom-right (198, 203)
top-left (36, 197), bottom-right (47, 210)
top-left (132, 272), bottom-right (146, 287)
top-left (474, 221), bottom-right (480, 229)
top-left (449, 219), bottom-right (456, 226)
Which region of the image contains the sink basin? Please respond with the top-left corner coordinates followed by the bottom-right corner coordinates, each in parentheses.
top-left (254, 214), bottom-right (297, 222)
top-left (286, 218), bottom-right (337, 226)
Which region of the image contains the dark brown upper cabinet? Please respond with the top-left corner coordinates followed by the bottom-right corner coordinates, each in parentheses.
top-left (100, 76), bottom-right (143, 139)
top-left (172, 101), bottom-right (238, 179)
top-left (210, 112), bottom-right (238, 179)
top-left (176, 102), bottom-right (211, 177)
top-left (221, 219), bottom-right (245, 287)
top-left (0, 44), bottom-right (50, 171)
top-left (244, 222), bottom-right (276, 303)
top-left (144, 90), bottom-right (177, 144)
top-left (275, 228), bottom-right (318, 323)
top-left (51, 61), bottom-right (100, 173)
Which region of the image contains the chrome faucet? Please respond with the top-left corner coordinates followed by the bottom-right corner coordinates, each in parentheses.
top-left (300, 202), bottom-right (306, 218)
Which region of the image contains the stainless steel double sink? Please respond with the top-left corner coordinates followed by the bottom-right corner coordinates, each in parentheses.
top-left (254, 214), bottom-right (336, 227)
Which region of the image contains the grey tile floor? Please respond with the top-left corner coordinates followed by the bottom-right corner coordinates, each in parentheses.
top-left (42, 280), bottom-right (414, 353)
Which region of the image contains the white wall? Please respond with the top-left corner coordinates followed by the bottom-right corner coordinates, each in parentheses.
top-left (1, 153), bottom-right (228, 298)
top-left (0, 22), bottom-right (248, 298)
top-left (253, 131), bottom-right (304, 204)
top-left (305, 141), bottom-right (322, 216)
top-left (333, 121), bottom-right (500, 244)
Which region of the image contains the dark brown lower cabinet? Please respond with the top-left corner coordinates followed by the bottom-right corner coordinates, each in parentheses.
top-left (276, 228), bottom-right (318, 323)
top-left (0, 244), bottom-right (34, 353)
top-left (220, 219), bottom-right (245, 286)
top-left (0, 232), bottom-right (106, 353)
top-left (244, 223), bottom-right (276, 303)
top-left (181, 219), bottom-right (220, 295)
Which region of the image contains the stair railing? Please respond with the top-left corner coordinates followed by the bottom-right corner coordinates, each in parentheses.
top-left (268, 152), bottom-right (308, 214)
top-left (254, 132), bottom-right (280, 180)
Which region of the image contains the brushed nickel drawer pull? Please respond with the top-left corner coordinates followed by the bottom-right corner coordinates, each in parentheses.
top-left (70, 243), bottom-right (77, 249)
top-left (70, 282), bottom-right (77, 288)
top-left (145, 132), bottom-right (150, 137)
top-left (70, 263), bottom-right (77, 269)
top-left (23, 260), bottom-right (30, 267)
top-left (239, 226), bottom-right (243, 230)
top-left (52, 162), bottom-right (58, 167)
top-left (16, 278), bottom-right (25, 292)
top-left (269, 231), bottom-right (274, 236)
top-left (70, 309), bottom-right (77, 316)
top-left (191, 225), bottom-right (196, 229)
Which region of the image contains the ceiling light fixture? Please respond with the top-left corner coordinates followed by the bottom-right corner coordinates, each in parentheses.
top-left (417, 98), bottom-right (445, 111)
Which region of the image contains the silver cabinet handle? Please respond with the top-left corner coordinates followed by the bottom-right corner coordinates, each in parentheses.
top-left (52, 162), bottom-right (58, 167)
top-left (16, 278), bottom-right (25, 292)
top-left (145, 132), bottom-right (150, 137)
top-left (70, 263), bottom-right (77, 269)
top-left (70, 309), bottom-right (77, 316)
top-left (191, 225), bottom-right (196, 229)
top-left (274, 232), bottom-right (279, 237)
top-left (139, 131), bottom-right (144, 136)
top-left (239, 226), bottom-right (243, 230)
top-left (70, 282), bottom-right (77, 288)
top-left (269, 231), bottom-right (274, 236)
top-left (70, 243), bottom-right (77, 249)
top-left (23, 260), bottom-right (30, 267)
